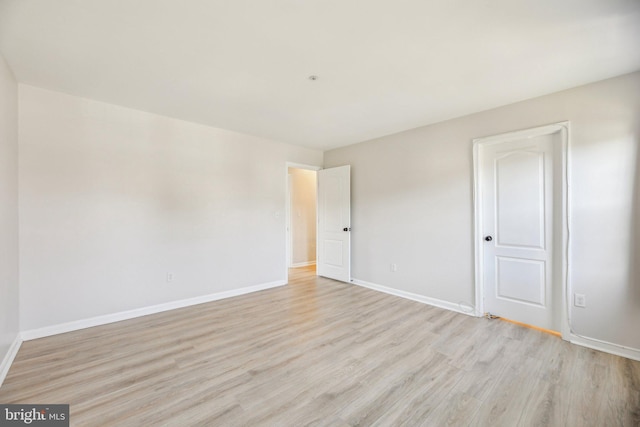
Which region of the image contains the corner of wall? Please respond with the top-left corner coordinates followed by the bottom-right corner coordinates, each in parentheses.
top-left (0, 334), bottom-right (22, 387)
top-left (0, 50), bottom-right (20, 389)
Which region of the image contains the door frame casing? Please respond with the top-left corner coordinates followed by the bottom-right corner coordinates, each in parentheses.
top-left (472, 122), bottom-right (570, 339)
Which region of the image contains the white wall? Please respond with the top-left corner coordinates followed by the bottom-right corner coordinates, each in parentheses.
top-left (19, 85), bottom-right (323, 331)
top-left (0, 54), bottom-right (19, 364)
top-left (325, 71), bottom-right (640, 351)
top-left (288, 168), bottom-right (316, 265)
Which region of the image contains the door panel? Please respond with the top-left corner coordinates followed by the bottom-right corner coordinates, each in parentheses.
top-left (496, 257), bottom-right (546, 306)
top-left (323, 240), bottom-right (344, 266)
top-left (496, 151), bottom-right (545, 249)
top-left (480, 133), bottom-right (557, 330)
top-left (317, 165), bottom-right (351, 282)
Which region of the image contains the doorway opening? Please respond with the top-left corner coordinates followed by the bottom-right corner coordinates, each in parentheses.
top-left (286, 164), bottom-right (319, 281)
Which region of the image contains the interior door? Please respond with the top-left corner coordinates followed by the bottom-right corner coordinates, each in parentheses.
top-left (317, 165), bottom-right (351, 282)
top-left (480, 132), bottom-right (558, 330)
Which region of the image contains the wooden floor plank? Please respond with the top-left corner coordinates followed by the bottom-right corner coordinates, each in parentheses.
top-left (1, 265), bottom-right (638, 426)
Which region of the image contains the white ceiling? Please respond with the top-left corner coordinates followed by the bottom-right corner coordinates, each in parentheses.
top-left (1, 0), bottom-right (639, 150)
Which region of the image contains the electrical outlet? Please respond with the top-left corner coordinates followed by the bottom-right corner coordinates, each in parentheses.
top-left (574, 293), bottom-right (586, 308)
top-left (167, 273), bottom-right (174, 283)
top-left (391, 263), bottom-right (398, 272)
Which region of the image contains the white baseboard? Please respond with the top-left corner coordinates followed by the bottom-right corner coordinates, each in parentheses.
top-left (21, 280), bottom-right (287, 341)
top-left (290, 261), bottom-right (316, 268)
top-left (351, 279), bottom-right (640, 362)
top-left (0, 334), bottom-right (22, 387)
top-left (351, 278), bottom-right (475, 317)
top-left (569, 333), bottom-right (640, 362)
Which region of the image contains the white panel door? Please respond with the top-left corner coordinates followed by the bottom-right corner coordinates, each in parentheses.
top-left (317, 165), bottom-right (351, 282)
top-left (480, 133), bottom-right (557, 330)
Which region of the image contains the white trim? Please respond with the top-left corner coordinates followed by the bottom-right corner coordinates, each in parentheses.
top-left (569, 333), bottom-right (640, 362)
top-left (352, 279), bottom-right (640, 361)
top-left (286, 162), bottom-right (322, 172)
top-left (287, 174), bottom-right (293, 267)
top-left (290, 261), bottom-right (316, 268)
top-left (21, 280), bottom-right (286, 341)
top-left (351, 278), bottom-right (640, 361)
top-left (472, 122), bottom-right (570, 337)
top-left (351, 278), bottom-right (475, 317)
top-left (472, 139), bottom-right (482, 316)
top-left (560, 123), bottom-right (571, 339)
top-left (0, 334), bottom-right (22, 387)
top-left (472, 123), bottom-right (568, 147)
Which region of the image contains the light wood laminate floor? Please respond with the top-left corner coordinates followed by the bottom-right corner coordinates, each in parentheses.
top-left (1, 266), bottom-right (639, 426)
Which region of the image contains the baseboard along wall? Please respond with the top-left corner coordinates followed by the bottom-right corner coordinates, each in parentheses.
top-left (290, 261), bottom-right (316, 268)
top-left (3, 275), bottom-right (639, 389)
top-left (0, 335), bottom-right (22, 388)
top-left (351, 277), bottom-right (640, 362)
top-left (351, 278), bottom-right (475, 317)
top-left (21, 280), bottom-right (287, 341)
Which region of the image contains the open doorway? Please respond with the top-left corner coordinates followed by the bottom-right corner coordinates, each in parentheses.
top-left (286, 165), bottom-right (319, 280)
